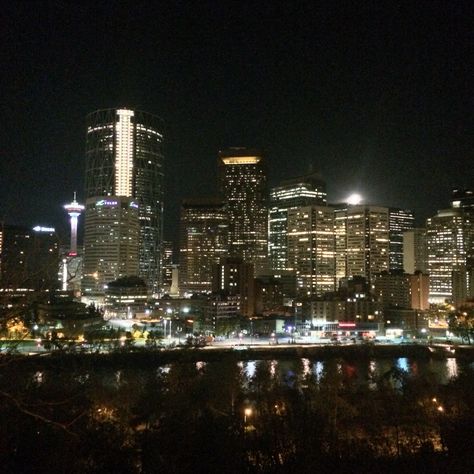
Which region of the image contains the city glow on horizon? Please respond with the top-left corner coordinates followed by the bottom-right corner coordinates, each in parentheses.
top-left (346, 193), bottom-right (362, 205)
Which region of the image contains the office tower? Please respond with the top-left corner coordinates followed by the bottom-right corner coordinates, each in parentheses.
top-left (287, 205), bottom-right (335, 296)
top-left (427, 191), bottom-right (473, 302)
top-left (218, 147), bottom-right (267, 272)
top-left (452, 188), bottom-right (474, 272)
top-left (403, 228), bottom-right (428, 274)
top-left (85, 108), bottom-right (164, 293)
top-left (0, 225), bottom-right (59, 290)
top-left (212, 257), bottom-right (255, 317)
top-left (268, 172), bottom-right (327, 271)
top-left (160, 241), bottom-right (174, 294)
top-left (389, 208), bottom-right (414, 270)
top-left (82, 197), bottom-right (140, 295)
top-left (373, 271), bottom-right (429, 310)
top-left (335, 205), bottom-right (390, 285)
top-left (179, 198), bottom-right (228, 294)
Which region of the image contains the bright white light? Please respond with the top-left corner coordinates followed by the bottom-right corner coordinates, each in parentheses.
top-left (346, 193), bottom-right (362, 205)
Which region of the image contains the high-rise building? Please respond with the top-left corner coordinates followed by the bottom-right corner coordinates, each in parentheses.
top-left (268, 172), bottom-right (327, 271)
top-left (287, 205), bottom-right (335, 296)
top-left (427, 192), bottom-right (473, 303)
top-left (160, 240), bottom-right (174, 294)
top-left (373, 271), bottom-right (429, 310)
top-left (452, 188), bottom-right (474, 272)
top-left (0, 225), bottom-right (59, 290)
top-left (335, 205), bottom-right (390, 285)
top-left (218, 148), bottom-right (267, 272)
top-left (82, 197), bottom-right (140, 295)
top-left (179, 198), bottom-right (228, 294)
top-left (403, 228), bottom-right (428, 274)
top-left (389, 208), bottom-right (414, 270)
top-left (85, 108), bottom-right (164, 293)
top-left (212, 257), bottom-right (255, 317)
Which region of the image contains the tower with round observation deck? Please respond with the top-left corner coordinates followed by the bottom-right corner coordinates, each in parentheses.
top-left (64, 192), bottom-right (84, 256)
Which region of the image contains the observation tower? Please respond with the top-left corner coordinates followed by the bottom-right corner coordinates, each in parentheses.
top-left (64, 192), bottom-right (84, 256)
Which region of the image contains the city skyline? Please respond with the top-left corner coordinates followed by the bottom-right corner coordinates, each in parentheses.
top-left (2, 2), bottom-right (473, 239)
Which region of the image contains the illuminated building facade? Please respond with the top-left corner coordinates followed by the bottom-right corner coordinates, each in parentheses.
top-left (373, 271), bottom-right (429, 310)
top-left (212, 257), bottom-right (255, 317)
top-left (82, 197), bottom-right (139, 295)
top-left (426, 199), bottom-right (473, 302)
top-left (388, 208), bottom-right (414, 270)
top-left (218, 148), bottom-right (267, 272)
top-left (0, 225), bottom-right (59, 290)
top-left (287, 205), bottom-right (335, 296)
top-left (268, 172), bottom-right (327, 271)
top-left (335, 205), bottom-right (390, 285)
top-left (85, 108), bottom-right (164, 293)
top-left (403, 228), bottom-right (428, 274)
top-left (179, 198), bottom-right (228, 294)
top-left (160, 240), bottom-right (174, 294)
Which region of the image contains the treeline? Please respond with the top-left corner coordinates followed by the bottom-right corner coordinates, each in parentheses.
top-left (0, 356), bottom-right (473, 473)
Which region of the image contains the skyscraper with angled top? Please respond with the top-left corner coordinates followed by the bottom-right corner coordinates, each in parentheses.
top-left (84, 108), bottom-right (164, 294)
top-left (268, 172), bottom-right (327, 271)
top-left (218, 147), bottom-right (267, 273)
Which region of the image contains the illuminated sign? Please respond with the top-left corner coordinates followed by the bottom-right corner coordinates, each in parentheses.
top-left (96, 199), bottom-right (118, 207)
top-left (129, 202), bottom-right (139, 209)
top-left (33, 226), bottom-right (55, 233)
top-left (222, 156), bottom-right (261, 165)
top-left (428, 319), bottom-right (448, 329)
top-left (338, 322), bottom-right (356, 328)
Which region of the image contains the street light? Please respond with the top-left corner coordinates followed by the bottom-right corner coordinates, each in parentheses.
top-left (244, 407), bottom-right (252, 424)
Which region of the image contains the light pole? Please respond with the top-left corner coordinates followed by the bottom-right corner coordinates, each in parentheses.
top-left (244, 407), bottom-right (252, 424)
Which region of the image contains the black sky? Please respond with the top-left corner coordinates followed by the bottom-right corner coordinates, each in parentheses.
top-left (1, 1), bottom-right (473, 241)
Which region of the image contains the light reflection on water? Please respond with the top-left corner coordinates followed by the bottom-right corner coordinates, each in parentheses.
top-left (313, 361), bottom-right (324, 381)
top-left (239, 357), bottom-right (462, 387)
top-left (446, 358), bottom-right (458, 380)
top-left (33, 371), bottom-right (44, 385)
top-left (269, 360), bottom-right (277, 378)
top-left (302, 358), bottom-right (311, 377)
top-left (244, 361), bottom-right (256, 378)
top-left (397, 357), bottom-right (409, 372)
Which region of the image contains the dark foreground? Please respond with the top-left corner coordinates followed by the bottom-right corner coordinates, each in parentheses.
top-left (1, 348), bottom-right (474, 473)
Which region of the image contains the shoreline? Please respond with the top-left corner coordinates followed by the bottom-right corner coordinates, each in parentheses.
top-left (4, 343), bottom-right (474, 368)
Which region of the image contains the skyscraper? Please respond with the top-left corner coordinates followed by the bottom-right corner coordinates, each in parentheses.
top-left (85, 108), bottom-right (164, 293)
top-left (388, 208), bottom-right (414, 270)
top-left (268, 172), bottom-right (327, 271)
top-left (0, 225), bottom-right (59, 290)
top-left (287, 205), bottom-right (335, 296)
top-left (179, 198), bottom-right (228, 294)
top-left (426, 190), bottom-right (473, 303)
top-left (335, 205), bottom-right (390, 285)
top-left (82, 197), bottom-right (140, 295)
top-left (403, 228), bottom-right (428, 274)
top-left (218, 148), bottom-right (267, 272)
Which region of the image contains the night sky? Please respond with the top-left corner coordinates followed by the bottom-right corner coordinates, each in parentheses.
top-left (2, 1), bottom-right (473, 241)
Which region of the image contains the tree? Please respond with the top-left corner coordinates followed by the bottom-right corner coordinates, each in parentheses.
top-left (448, 307), bottom-right (474, 344)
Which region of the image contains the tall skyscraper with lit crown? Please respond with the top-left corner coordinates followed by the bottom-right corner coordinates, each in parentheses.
top-left (218, 147), bottom-right (267, 272)
top-left (84, 108), bottom-right (164, 293)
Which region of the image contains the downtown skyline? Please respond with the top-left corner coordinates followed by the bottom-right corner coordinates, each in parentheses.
top-left (2, 2), bottom-right (473, 239)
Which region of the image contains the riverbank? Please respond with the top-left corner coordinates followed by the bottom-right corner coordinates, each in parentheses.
top-left (5, 342), bottom-right (474, 369)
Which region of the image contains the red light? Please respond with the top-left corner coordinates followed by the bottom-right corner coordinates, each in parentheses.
top-left (338, 322), bottom-right (356, 328)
